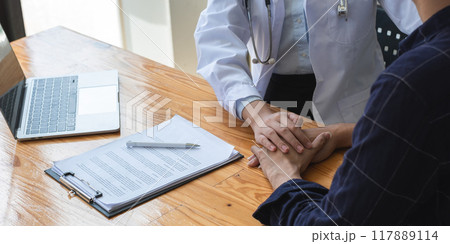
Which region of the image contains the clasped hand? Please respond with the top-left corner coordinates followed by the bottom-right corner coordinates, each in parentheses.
top-left (249, 131), bottom-right (332, 189)
top-left (242, 100), bottom-right (312, 154)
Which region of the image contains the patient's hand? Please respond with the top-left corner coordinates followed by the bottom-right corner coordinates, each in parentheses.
top-left (248, 115), bottom-right (354, 167)
top-left (302, 127), bottom-right (337, 163)
top-left (247, 126), bottom-right (337, 167)
top-left (249, 132), bottom-right (331, 190)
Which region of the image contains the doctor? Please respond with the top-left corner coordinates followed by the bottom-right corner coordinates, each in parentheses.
top-left (194, 0), bottom-right (421, 154)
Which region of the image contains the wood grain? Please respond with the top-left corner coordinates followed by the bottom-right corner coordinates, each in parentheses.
top-left (0, 26), bottom-right (346, 225)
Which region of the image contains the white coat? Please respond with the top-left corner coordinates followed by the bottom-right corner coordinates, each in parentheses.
top-left (194, 0), bottom-right (421, 125)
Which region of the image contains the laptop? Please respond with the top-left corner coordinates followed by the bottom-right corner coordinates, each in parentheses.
top-left (0, 25), bottom-right (120, 140)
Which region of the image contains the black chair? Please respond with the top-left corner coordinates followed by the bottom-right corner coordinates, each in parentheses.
top-left (376, 7), bottom-right (407, 67)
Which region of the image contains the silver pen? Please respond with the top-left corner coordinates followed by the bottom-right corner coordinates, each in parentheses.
top-left (126, 141), bottom-right (200, 149)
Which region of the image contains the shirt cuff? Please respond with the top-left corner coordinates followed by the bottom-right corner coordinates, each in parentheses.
top-left (253, 179), bottom-right (329, 225)
top-left (236, 95), bottom-right (263, 120)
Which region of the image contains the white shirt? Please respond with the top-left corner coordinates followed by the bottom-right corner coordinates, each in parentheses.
top-left (194, 0), bottom-right (421, 124)
top-left (273, 0), bottom-right (313, 75)
top-left (236, 0), bottom-right (313, 120)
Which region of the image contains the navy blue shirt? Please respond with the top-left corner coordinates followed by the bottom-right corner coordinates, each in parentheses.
top-left (253, 6), bottom-right (450, 225)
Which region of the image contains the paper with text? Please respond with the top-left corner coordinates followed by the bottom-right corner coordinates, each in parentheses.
top-left (52, 115), bottom-right (237, 212)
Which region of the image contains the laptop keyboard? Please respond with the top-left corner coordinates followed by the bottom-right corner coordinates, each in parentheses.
top-left (26, 76), bottom-right (78, 135)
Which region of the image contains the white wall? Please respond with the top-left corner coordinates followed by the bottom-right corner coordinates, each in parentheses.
top-left (121, 0), bottom-right (207, 75)
top-left (169, 0), bottom-right (208, 75)
top-left (21, 0), bottom-right (123, 48)
top-left (120, 0), bottom-right (174, 67)
top-left (21, 0), bottom-right (207, 76)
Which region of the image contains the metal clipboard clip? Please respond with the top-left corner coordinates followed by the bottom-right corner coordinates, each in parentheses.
top-left (59, 172), bottom-right (103, 203)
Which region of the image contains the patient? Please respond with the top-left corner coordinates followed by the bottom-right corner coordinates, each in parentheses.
top-left (249, 0), bottom-right (450, 225)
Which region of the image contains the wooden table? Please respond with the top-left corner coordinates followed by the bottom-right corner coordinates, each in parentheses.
top-left (0, 27), bottom-right (346, 225)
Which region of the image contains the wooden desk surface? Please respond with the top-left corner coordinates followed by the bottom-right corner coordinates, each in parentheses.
top-left (0, 27), bottom-right (345, 225)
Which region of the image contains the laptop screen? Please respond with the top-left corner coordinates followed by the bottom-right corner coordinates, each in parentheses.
top-left (0, 23), bottom-right (26, 137)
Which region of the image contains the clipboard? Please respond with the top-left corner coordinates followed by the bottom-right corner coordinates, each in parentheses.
top-left (45, 152), bottom-right (244, 218)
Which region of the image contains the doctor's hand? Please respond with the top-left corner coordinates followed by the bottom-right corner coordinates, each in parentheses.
top-left (242, 100), bottom-right (312, 154)
top-left (249, 132), bottom-right (331, 190)
top-left (248, 115), bottom-right (355, 167)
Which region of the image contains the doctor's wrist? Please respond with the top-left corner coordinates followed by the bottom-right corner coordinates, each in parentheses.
top-left (242, 100), bottom-right (271, 124)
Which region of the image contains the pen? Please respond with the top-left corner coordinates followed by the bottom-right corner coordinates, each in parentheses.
top-left (126, 141), bottom-right (200, 149)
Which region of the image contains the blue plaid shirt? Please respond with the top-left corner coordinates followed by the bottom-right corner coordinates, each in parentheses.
top-left (253, 6), bottom-right (450, 226)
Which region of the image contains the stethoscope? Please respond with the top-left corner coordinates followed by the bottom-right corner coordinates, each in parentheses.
top-left (245, 0), bottom-right (349, 65)
top-left (245, 0), bottom-right (275, 65)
